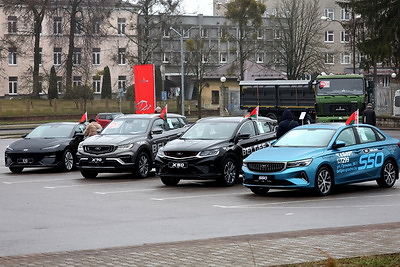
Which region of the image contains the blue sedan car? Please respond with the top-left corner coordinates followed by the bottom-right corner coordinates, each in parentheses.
top-left (243, 123), bottom-right (400, 196)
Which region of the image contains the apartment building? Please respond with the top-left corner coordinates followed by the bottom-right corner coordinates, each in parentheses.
top-left (0, 1), bottom-right (137, 98)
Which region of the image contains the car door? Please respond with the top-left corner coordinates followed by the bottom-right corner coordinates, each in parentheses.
top-left (236, 121), bottom-right (267, 159)
top-left (149, 118), bottom-right (170, 159)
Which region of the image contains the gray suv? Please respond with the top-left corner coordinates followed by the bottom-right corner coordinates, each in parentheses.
top-left (77, 113), bottom-right (188, 178)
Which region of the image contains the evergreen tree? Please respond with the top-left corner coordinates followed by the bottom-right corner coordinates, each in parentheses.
top-left (101, 66), bottom-right (112, 99)
top-left (48, 66), bottom-right (58, 100)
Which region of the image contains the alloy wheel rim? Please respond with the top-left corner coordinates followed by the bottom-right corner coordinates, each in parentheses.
top-left (224, 161), bottom-right (236, 184)
top-left (318, 169), bottom-right (331, 194)
top-left (65, 152), bottom-right (73, 170)
top-left (139, 155), bottom-right (149, 176)
top-left (384, 162), bottom-right (395, 185)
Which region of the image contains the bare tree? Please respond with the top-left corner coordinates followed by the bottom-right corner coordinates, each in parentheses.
top-left (273, 0), bottom-right (325, 79)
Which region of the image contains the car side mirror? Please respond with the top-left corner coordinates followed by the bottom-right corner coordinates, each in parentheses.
top-left (332, 140), bottom-right (346, 149)
top-left (151, 129), bottom-right (163, 135)
top-left (237, 133), bottom-right (250, 141)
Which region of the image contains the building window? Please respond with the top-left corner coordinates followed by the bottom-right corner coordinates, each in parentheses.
top-left (341, 9), bottom-right (351, 21)
top-left (92, 48), bottom-right (100, 65)
top-left (9, 77), bottom-right (18, 95)
top-left (75, 18), bottom-right (82, 35)
top-left (118, 48), bottom-right (126, 65)
top-left (324, 31), bottom-right (334, 42)
top-left (73, 76), bottom-right (82, 87)
top-left (8, 47), bottom-right (17, 65)
top-left (274, 53), bottom-right (283, 64)
top-left (37, 48), bottom-right (43, 65)
top-left (324, 8), bottom-right (335, 20)
top-left (118, 18), bottom-right (126, 35)
top-left (54, 48), bottom-right (62, 65)
top-left (183, 27), bottom-right (190, 38)
top-left (257, 29), bottom-right (264, 39)
top-left (93, 20), bottom-right (100, 35)
top-left (8, 16), bottom-right (17, 34)
top-left (211, 90), bottom-right (219, 104)
top-left (274, 29), bottom-right (282, 39)
top-left (220, 28), bottom-right (227, 38)
top-left (201, 28), bottom-right (208, 38)
top-left (325, 53), bottom-right (334, 64)
top-left (201, 54), bottom-right (208, 63)
top-left (38, 76), bottom-right (44, 94)
top-left (118, 76), bottom-right (126, 91)
top-left (341, 52), bottom-right (351, 64)
top-left (93, 77), bottom-right (101, 94)
top-left (162, 52), bottom-right (170, 63)
top-left (220, 52), bottom-right (227, 63)
top-left (340, 30), bottom-right (350, 43)
top-left (73, 48), bottom-right (82, 65)
top-left (57, 77), bottom-right (62, 93)
top-left (54, 17), bottom-right (62, 35)
top-left (256, 53), bottom-right (264, 63)
top-left (163, 26), bottom-right (170, 38)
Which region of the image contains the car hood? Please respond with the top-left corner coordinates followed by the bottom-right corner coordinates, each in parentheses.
top-left (82, 134), bottom-right (143, 145)
top-left (246, 146), bottom-right (327, 162)
top-left (8, 138), bottom-right (70, 150)
top-left (163, 138), bottom-right (229, 151)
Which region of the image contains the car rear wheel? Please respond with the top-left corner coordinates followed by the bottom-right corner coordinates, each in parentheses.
top-left (218, 157), bottom-right (238, 186)
top-left (61, 149), bottom-right (74, 171)
top-left (161, 177), bottom-right (180, 186)
top-left (315, 167), bottom-right (333, 196)
top-left (135, 152), bottom-right (151, 178)
top-left (9, 167), bottom-right (23, 173)
top-left (81, 170), bottom-right (98, 178)
top-left (250, 187), bottom-right (270, 195)
top-left (377, 160), bottom-right (397, 188)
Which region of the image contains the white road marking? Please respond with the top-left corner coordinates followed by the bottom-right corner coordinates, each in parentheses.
top-left (95, 188), bottom-right (162, 195)
top-left (151, 192), bottom-right (249, 201)
top-left (3, 178), bottom-right (71, 184)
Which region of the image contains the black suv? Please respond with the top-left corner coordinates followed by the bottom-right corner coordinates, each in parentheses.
top-left (155, 116), bottom-right (277, 186)
top-left (77, 113), bottom-right (188, 178)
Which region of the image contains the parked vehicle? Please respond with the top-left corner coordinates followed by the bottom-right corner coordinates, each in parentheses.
top-left (5, 122), bottom-right (85, 173)
top-left (77, 113), bottom-right (188, 178)
top-left (95, 112), bottom-right (123, 128)
top-left (243, 123), bottom-right (400, 196)
top-left (155, 116), bottom-right (277, 186)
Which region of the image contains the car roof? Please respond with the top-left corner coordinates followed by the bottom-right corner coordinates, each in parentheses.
top-left (42, 122), bottom-right (79, 126)
top-left (296, 123), bottom-right (374, 130)
top-left (116, 113), bottom-right (185, 119)
top-left (195, 116), bottom-right (274, 123)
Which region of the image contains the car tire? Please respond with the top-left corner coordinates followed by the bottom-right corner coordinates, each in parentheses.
top-left (81, 170), bottom-right (98, 178)
top-left (315, 166), bottom-right (334, 196)
top-left (161, 176), bottom-right (180, 186)
top-left (218, 157), bottom-right (238, 186)
top-left (61, 149), bottom-right (74, 171)
top-left (9, 167), bottom-right (23, 173)
top-left (135, 152), bottom-right (151, 178)
top-left (377, 160), bottom-right (397, 188)
top-left (250, 187), bottom-right (270, 195)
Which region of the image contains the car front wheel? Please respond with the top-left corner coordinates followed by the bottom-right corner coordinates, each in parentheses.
top-left (377, 160), bottom-right (397, 188)
top-left (61, 149), bottom-right (74, 171)
top-left (218, 157), bottom-right (238, 186)
top-left (135, 152), bottom-right (151, 178)
top-left (315, 167), bottom-right (333, 196)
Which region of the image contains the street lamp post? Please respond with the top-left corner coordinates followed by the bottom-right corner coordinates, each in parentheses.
top-left (170, 27), bottom-right (188, 116)
top-left (219, 76), bottom-right (228, 116)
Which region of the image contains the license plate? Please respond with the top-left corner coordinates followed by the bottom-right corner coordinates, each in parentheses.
top-left (168, 162), bottom-right (188, 169)
top-left (17, 158), bottom-right (33, 164)
top-left (258, 175), bottom-right (270, 182)
top-left (89, 158), bottom-right (103, 164)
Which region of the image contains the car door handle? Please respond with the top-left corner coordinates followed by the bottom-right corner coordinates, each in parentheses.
top-left (354, 150), bottom-right (361, 154)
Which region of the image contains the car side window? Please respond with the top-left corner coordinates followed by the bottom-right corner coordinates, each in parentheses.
top-left (356, 127), bottom-right (377, 143)
top-left (152, 118), bottom-right (168, 131)
top-left (168, 118), bottom-right (182, 129)
top-left (336, 128), bottom-right (357, 146)
top-left (256, 121), bottom-right (272, 134)
top-left (238, 121), bottom-right (256, 137)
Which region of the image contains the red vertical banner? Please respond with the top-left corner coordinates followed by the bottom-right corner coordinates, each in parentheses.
top-left (134, 64), bottom-right (155, 114)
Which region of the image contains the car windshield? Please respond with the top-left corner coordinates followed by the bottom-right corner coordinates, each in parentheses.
top-left (317, 78), bottom-right (364, 95)
top-left (26, 124), bottom-right (75, 138)
top-left (182, 121), bottom-right (237, 140)
top-left (274, 128), bottom-right (336, 147)
top-left (101, 118), bottom-right (150, 135)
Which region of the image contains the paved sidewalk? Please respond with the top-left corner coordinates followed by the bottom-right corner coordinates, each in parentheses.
top-left (0, 222), bottom-right (399, 266)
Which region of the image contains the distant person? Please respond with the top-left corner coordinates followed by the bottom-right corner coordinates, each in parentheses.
top-left (362, 103), bottom-right (376, 126)
top-left (276, 109), bottom-right (299, 139)
top-left (154, 107), bottom-right (162, 113)
top-left (84, 119), bottom-right (102, 138)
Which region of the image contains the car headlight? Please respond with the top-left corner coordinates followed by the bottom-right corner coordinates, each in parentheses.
top-left (287, 159), bottom-right (312, 168)
top-left (198, 148), bottom-right (220, 157)
top-left (157, 147), bottom-right (165, 157)
top-left (42, 144), bottom-right (61, 150)
top-left (116, 144), bottom-right (134, 151)
top-left (78, 143), bottom-right (84, 152)
top-left (5, 145), bottom-right (13, 151)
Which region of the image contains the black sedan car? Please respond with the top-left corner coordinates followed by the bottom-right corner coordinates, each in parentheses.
top-left (5, 122), bottom-right (85, 173)
top-left (155, 116), bottom-right (277, 186)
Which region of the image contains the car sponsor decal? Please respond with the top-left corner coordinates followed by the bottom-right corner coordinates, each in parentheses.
top-left (242, 142), bottom-right (269, 157)
top-left (335, 151), bottom-right (384, 174)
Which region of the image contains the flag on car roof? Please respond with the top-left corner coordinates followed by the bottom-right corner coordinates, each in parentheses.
top-left (245, 106), bottom-right (259, 120)
top-left (345, 109), bottom-right (359, 125)
top-left (79, 112), bottom-right (88, 124)
top-left (159, 105), bottom-right (168, 121)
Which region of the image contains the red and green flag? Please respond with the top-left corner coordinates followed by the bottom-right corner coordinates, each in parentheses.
top-left (245, 106), bottom-right (259, 120)
top-left (345, 109), bottom-right (359, 125)
top-left (79, 112), bottom-right (88, 124)
top-left (159, 105), bottom-right (168, 121)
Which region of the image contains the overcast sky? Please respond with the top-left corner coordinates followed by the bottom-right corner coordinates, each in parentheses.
top-left (181, 0), bottom-right (213, 15)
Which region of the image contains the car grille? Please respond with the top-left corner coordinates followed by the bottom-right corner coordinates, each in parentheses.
top-left (164, 151), bottom-right (198, 158)
top-left (247, 162), bottom-right (285, 173)
top-left (84, 145), bottom-right (116, 155)
top-left (323, 103), bottom-right (358, 115)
